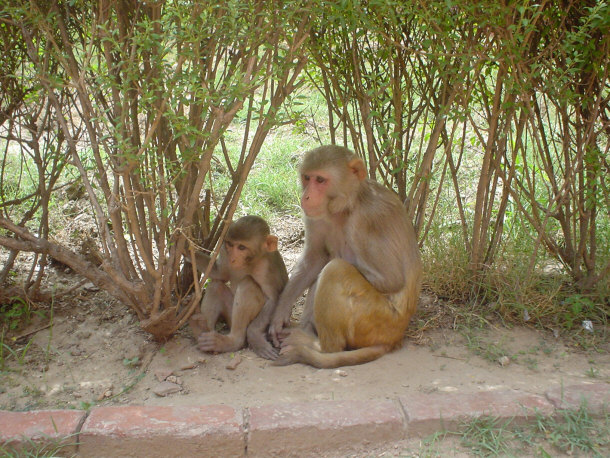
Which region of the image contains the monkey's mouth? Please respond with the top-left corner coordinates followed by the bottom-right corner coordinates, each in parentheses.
top-left (302, 208), bottom-right (324, 219)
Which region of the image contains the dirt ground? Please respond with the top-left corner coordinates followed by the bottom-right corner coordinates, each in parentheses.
top-left (1, 216), bottom-right (608, 417)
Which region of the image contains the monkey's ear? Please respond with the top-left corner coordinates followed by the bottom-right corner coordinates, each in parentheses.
top-left (265, 235), bottom-right (278, 252)
top-left (348, 158), bottom-right (367, 181)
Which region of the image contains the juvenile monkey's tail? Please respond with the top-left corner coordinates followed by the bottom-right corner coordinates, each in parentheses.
top-left (276, 344), bottom-right (390, 369)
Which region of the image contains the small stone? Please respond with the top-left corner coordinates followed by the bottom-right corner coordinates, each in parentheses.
top-left (166, 375), bottom-right (183, 385)
top-left (226, 355), bottom-right (242, 370)
top-left (179, 361), bottom-right (197, 371)
top-left (152, 381), bottom-right (182, 397)
top-left (334, 369), bottom-right (348, 377)
top-left (70, 347), bottom-right (84, 357)
top-left (154, 368), bottom-right (173, 382)
top-left (498, 356), bottom-right (510, 366)
top-left (77, 331), bottom-right (92, 339)
top-left (97, 389), bottom-right (113, 401)
top-left (82, 282), bottom-right (99, 292)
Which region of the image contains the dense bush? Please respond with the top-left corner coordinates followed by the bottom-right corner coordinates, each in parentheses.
top-left (1, 0), bottom-right (607, 338)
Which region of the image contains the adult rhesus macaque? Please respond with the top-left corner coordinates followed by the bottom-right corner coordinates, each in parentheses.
top-left (189, 215), bottom-right (288, 360)
top-left (269, 145), bottom-right (422, 368)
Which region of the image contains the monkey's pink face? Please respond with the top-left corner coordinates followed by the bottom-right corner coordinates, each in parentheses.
top-left (225, 240), bottom-right (251, 270)
top-left (300, 170), bottom-right (331, 218)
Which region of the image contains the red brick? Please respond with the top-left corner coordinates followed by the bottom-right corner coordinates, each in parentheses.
top-left (0, 409), bottom-right (85, 455)
top-left (545, 383), bottom-right (609, 415)
top-left (79, 405), bottom-right (244, 457)
top-left (400, 390), bottom-right (554, 436)
top-left (247, 400), bottom-right (405, 457)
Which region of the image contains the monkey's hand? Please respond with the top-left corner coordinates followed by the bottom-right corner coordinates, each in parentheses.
top-left (273, 329), bottom-right (317, 366)
top-left (269, 311), bottom-right (291, 347)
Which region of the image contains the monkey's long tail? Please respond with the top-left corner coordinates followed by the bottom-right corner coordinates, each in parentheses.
top-left (275, 344), bottom-right (390, 369)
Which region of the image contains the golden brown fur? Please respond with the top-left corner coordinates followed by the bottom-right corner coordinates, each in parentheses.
top-left (270, 146), bottom-right (422, 368)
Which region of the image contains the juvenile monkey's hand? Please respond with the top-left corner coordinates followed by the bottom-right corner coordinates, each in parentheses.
top-left (188, 313), bottom-right (209, 339)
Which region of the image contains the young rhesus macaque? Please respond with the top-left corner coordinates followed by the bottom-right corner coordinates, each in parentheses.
top-left (189, 215), bottom-right (288, 360)
top-left (269, 145), bottom-right (422, 368)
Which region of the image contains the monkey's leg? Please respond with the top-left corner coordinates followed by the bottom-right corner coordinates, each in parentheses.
top-left (299, 280), bottom-right (318, 335)
top-left (198, 277), bottom-right (265, 353)
top-left (276, 259), bottom-right (401, 368)
top-left (190, 280), bottom-right (233, 338)
top-left (315, 258), bottom-right (404, 350)
top-left (247, 299), bottom-right (280, 360)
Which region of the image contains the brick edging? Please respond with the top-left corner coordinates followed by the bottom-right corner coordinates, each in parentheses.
top-left (1, 383), bottom-right (607, 457)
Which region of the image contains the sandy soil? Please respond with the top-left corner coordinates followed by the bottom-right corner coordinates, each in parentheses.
top-left (1, 215), bottom-right (608, 415)
top-left (1, 280), bottom-right (608, 413)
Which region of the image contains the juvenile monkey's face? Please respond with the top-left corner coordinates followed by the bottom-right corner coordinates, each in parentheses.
top-left (300, 170), bottom-right (331, 218)
top-left (225, 239), bottom-right (252, 270)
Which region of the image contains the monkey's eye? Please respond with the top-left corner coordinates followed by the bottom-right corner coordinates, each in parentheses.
top-left (225, 240), bottom-right (234, 248)
top-left (315, 176), bottom-right (326, 184)
top-left (238, 244), bottom-right (247, 251)
top-left (302, 174), bottom-right (310, 182)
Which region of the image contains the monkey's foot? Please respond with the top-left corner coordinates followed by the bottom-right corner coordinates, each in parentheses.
top-left (198, 331), bottom-right (242, 353)
top-left (250, 339), bottom-right (279, 360)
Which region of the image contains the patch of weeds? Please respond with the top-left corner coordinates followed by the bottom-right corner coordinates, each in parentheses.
top-left (529, 402), bottom-right (609, 456)
top-left (0, 433), bottom-right (78, 458)
top-left (460, 327), bottom-right (510, 364)
top-left (560, 294), bottom-right (597, 330)
top-left (123, 356), bottom-right (140, 367)
top-left (22, 385), bottom-right (44, 399)
top-left (586, 366), bottom-right (600, 378)
top-left (419, 430), bottom-right (452, 456)
top-left (1, 338), bottom-right (34, 370)
top-left (459, 416), bottom-right (514, 456)
top-left (436, 402), bottom-right (608, 457)
top-left (572, 329), bottom-right (608, 352)
top-left (521, 356), bottom-right (539, 371)
top-left (78, 400), bottom-right (95, 410)
top-left (1, 298), bottom-right (42, 371)
top-left (525, 338), bottom-right (555, 357)
top-left (0, 297), bottom-right (35, 330)
top-left (1, 373), bottom-right (20, 388)
top-left (22, 398), bottom-right (47, 411)
top-left (538, 339), bottom-right (555, 356)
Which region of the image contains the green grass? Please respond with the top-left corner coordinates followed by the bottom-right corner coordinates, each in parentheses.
top-left (530, 402), bottom-right (609, 457)
top-left (461, 328), bottom-right (511, 364)
top-left (0, 434), bottom-right (78, 458)
top-left (459, 416), bottom-right (514, 456)
top-left (414, 402), bottom-right (609, 457)
top-left (238, 131), bottom-right (305, 220)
